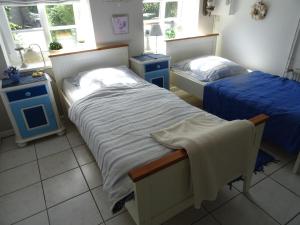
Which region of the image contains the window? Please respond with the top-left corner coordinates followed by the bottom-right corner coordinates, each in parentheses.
top-left (143, 0), bottom-right (181, 38)
top-left (0, 1), bottom-right (95, 66)
top-left (143, 0), bottom-right (182, 53)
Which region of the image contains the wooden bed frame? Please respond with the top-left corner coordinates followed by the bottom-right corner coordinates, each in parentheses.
top-left (50, 44), bottom-right (271, 225)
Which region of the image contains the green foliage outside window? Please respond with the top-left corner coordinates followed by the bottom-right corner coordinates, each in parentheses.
top-left (165, 28), bottom-right (176, 39)
top-left (143, 3), bottom-right (160, 20)
top-left (46, 5), bottom-right (75, 26)
top-left (165, 2), bottom-right (178, 18)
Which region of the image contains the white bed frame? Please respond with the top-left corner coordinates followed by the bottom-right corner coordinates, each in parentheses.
top-left (166, 35), bottom-right (300, 174)
top-left (50, 44), bottom-right (270, 225)
top-left (166, 34), bottom-right (218, 100)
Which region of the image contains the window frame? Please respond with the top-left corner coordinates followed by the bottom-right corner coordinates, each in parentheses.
top-left (0, 1), bottom-right (81, 63)
top-left (143, 0), bottom-right (182, 26)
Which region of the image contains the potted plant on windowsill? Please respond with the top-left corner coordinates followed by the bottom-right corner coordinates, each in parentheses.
top-left (49, 41), bottom-right (63, 54)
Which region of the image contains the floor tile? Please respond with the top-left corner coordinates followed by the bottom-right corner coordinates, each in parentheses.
top-left (0, 145), bottom-right (36, 172)
top-left (164, 206), bottom-right (207, 225)
top-left (82, 162), bottom-right (103, 189)
top-left (35, 136), bottom-right (70, 158)
top-left (212, 195), bottom-right (278, 225)
top-left (43, 168), bottom-right (88, 207)
top-left (48, 192), bottom-right (102, 225)
top-left (0, 136), bottom-right (18, 153)
top-left (92, 186), bottom-right (124, 221)
top-left (106, 212), bottom-right (135, 225)
top-left (203, 186), bottom-right (240, 212)
top-left (287, 214), bottom-right (300, 225)
top-left (193, 215), bottom-right (220, 225)
top-left (271, 162), bottom-right (300, 196)
top-left (14, 211), bottom-right (49, 225)
top-left (249, 178), bottom-right (300, 224)
top-left (261, 143), bottom-right (294, 175)
top-left (38, 149), bottom-right (78, 179)
top-left (0, 183), bottom-right (45, 225)
top-left (62, 119), bottom-right (75, 130)
top-left (66, 129), bottom-right (84, 147)
top-left (233, 171), bottom-right (266, 192)
top-left (0, 161), bottom-right (40, 196)
top-left (73, 145), bottom-right (95, 166)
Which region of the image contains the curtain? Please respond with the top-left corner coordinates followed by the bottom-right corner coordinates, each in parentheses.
top-left (0, 0), bottom-right (79, 5)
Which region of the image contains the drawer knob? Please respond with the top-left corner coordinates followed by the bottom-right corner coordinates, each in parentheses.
top-left (157, 65), bottom-right (161, 69)
top-left (25, 92), bottom-right (31, 97)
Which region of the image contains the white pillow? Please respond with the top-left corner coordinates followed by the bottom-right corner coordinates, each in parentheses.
top-left (172, 56), bottom-right (248, 81)
top-left (66, 66), bottom-right (145, 89)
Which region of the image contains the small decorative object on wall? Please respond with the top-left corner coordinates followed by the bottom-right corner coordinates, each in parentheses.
top-left (112, 14), bottom-right (129, 34)
top-left (4, 66), bottom-right (20, 83)
top-left (203, 0), bottom-right (215, 16)
top-left (49, 41), bottom-right (63, 51)
top-left (251, 0), bottom-right (268, 20)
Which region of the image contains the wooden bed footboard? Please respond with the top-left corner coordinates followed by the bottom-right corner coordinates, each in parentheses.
top-left (126, 114), bottom-right (269, 225)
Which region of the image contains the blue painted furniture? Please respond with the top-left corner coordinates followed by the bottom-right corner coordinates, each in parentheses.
top-left (130, 54), bottom-right (170, 89)
top-left (0, 73), bottom-right (65, 147)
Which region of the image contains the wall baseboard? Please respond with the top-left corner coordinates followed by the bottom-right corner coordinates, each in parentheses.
top-left (0, 129), bottom-right (14, 139)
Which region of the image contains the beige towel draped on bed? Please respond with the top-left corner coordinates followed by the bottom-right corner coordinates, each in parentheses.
top-left (151, 113), bottom-right (255, 208)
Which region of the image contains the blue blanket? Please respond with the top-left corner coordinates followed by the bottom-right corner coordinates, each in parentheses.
top-left (203, 71), bottom-right (300, 154)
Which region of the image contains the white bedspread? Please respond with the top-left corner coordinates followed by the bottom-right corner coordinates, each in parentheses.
top-left (152, 114), bottom-right (255, 208)
top-left (68, 83), bottom-right (223, 210)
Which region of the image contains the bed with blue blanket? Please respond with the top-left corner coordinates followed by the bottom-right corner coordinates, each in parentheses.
top-left (203, 71), bottom-right (300, 155)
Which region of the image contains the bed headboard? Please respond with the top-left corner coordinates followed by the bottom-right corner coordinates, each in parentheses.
top-left (49, 43), bottom-right (129, 88)
top-left (166, 33), bottom-right (219, 64)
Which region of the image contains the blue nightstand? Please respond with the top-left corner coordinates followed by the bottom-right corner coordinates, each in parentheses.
top-left (130, 54), bottom-right (170, 89)
top-left (0, 73), bottom-right (65, 147)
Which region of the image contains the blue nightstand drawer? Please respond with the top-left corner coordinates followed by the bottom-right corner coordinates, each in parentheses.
top-left (145, 69), bottom-right (169, 89)
top-left (7, 85), bottom-right (47, 102)
top-left (145, 61), bottom-right (169, 73)
top-left (10, 95), bottom-right (58, 138)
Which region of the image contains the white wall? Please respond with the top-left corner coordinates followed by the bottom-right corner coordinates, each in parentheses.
top-left (198, 0), bottom-right (214, 34)
top-left (291, 35), bottom-right (300, 69)
top-left (89, 0), bottom-right (144, 57)
top-left (214, 0), bottom-right (300, 75)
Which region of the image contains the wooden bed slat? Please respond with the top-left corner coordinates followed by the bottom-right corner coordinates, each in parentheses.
top-left (128, 114), bottom-right (269, 182)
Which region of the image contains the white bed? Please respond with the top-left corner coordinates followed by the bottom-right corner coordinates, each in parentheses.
top-left (170, 68), bottom-right (210, 99)
top-left (50, 44), bottom-right (268, 225)
top-left (166, 34), bottom-right (248, 100)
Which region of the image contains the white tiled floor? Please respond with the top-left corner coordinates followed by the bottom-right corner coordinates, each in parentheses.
top-left (0, 124), bottom-right (299, 225)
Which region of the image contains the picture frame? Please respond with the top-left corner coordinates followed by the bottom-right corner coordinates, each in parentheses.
top-left (112, 14), bottom-right (129, 34)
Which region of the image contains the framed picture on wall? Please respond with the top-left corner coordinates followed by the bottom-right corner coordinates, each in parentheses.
top-left (112, 14), bottom-right (129, 34)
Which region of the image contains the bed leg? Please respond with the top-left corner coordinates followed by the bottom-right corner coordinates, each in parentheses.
top-left (243, 175), bottom-right (252, 193)
top-left (243, 123), bottom-right (265, 193)
top-left (293, 152), bottom-right (300, 174)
